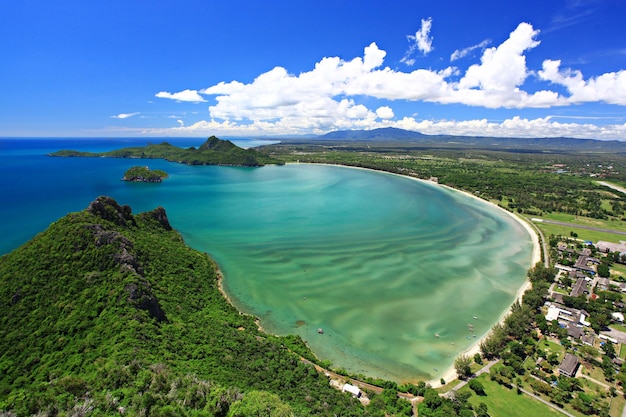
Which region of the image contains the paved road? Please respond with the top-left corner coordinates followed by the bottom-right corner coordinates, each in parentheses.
top-left (600, 328), bottom-right (626, 344)
top-left (447, 359), bottom-right (499, 396)
top-left (523, 215), bottom-right (551, 267)
top-left (532, 218), bottom-right (626, 237)
top-left (597, 181), bottom-right (626, 195)
top-left (518, 387), bottom-right (577, 417)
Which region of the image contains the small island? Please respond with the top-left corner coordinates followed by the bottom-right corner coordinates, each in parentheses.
top-left (49, 135), bottom-right (284, 167)
top-left (123, 166), bottom-right (168, 183)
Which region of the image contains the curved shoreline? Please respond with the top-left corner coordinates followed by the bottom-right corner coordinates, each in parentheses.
top-left (218, 161), bottom-right (542, 386)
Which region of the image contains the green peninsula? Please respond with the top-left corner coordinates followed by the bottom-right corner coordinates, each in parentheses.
top-left (50, 136), bottom-right (284, 167)
top-left (0, 197), bottom-right (362, 416)
top-left (123, 166), bottom-right (169, 183)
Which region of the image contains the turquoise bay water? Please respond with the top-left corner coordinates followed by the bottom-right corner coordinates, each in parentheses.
top-left (0, 138), bottom-right (534, 382)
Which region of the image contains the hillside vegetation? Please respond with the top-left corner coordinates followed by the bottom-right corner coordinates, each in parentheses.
top-left (0, 197), bottom-right (363, 416)
top-left (50, 136), bottom-right (284, 167)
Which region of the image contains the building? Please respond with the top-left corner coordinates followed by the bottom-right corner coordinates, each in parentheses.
top-left (570, 277), bottom-right (589, 297)
top-left (558, 353), bottom-right (580, 377)
top-left (581, 334), bottom-right (595, 347)
top-left (596, 278), bottom-right (610, 292)
top-left (544, 303), bottom-right (590, 327)
top-left (573, 256), bottom-right (597, 275)
top-left (596, 240), bottom-right (626, 254)
top-left (566, 324), bottom-right (583, 340)
top-left (342, 383), bottom-right (361, 398)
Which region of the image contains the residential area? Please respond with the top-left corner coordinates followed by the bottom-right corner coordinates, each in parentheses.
top-left (456, 234), bottom-right (626, 417)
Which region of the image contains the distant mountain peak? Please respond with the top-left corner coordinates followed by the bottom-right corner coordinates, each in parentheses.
top-left (320, 127), bottom-right (427, 140)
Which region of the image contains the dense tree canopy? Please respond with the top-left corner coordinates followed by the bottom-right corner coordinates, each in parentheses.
top-left (0, 197), bottom-right (362, 416)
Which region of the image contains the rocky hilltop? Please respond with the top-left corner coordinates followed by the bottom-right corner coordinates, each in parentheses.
top-left (50, 135), bottom-right (284, 167)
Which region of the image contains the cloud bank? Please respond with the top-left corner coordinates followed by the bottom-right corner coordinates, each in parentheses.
top-left (154, 22), bottom-right (626, 139)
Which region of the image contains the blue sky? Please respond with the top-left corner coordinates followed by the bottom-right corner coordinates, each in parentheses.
top-left (2, 0), bottom-right (626, 139)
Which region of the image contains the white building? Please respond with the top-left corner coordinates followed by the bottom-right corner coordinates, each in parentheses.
top-left (342, 383), bottom-right (361, 398)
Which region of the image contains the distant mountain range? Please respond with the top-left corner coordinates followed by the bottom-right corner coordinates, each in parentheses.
top-left (320, 127), bottom-right (427, 140)
top-left (313, 127), bottom-right (626, 153)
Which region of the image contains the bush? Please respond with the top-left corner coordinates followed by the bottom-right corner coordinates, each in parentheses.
top-left (468, 379), bottom-right (486, 396)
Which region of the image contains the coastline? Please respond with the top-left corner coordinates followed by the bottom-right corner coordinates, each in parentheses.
top-left (286, 162), bottom-right (542, 387)
top-left (213, 259), bottom-right (266, 333)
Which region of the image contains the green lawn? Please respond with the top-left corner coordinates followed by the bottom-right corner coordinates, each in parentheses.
top-left (458, 373), bottom-right (563, 417)
top-left (611, 263), bottom-right (626, 280)
top-left (534, 212), bottom-right (626, 233)
top-left (525, 213), bottom-right (626, 243)
top-left (610, 394), bottom-right (626, 417)
top-left (580, 362), bottom-right (614, 386)
top-left (534, 222), bottom-right (626, 245)
top-left (540, 338), bottom-right (566, 361)
top-left (610, 323), bottom-right (626, 333)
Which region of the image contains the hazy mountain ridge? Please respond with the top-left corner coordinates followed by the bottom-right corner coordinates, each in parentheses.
top-left (317, 127), bottom-right (626, 152)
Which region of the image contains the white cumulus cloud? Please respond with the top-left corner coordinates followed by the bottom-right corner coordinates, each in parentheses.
top-left (153, 21), bottom-right (626, 139)
top-left (155, 89), bottom-right (206, 103)
top-left (140, 115), bottom-right (626, 141)
top-left (539, 59), bottom-right (626, 105)
top-left (376, 106), bottom-right (394, 119)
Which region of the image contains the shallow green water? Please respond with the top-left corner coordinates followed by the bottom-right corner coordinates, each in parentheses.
top-left (174, 164), bottom-right (534, 382)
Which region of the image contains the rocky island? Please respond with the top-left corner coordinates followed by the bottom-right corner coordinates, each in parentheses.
top-left (123, 166), bottom-right (168, 182)
top-left (49, 135), bottom-right (284, 167)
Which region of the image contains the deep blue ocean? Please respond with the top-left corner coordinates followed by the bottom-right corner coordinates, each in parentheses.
top-left (0, 137), bottom-right (275, 253)
top-left (0, 137), bottom-right (534, 382)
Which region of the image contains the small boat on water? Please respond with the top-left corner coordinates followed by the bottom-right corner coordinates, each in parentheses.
top-left (473, 316), bottom-right (478, 319)
top-left (434, 333), bottom-right (440, 338)
top-left (317, 328), bottom-right (324, 334)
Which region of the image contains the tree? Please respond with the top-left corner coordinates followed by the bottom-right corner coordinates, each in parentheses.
top-left (476, 402), bottom-right (489, 417)
top-left (597, 263), bottom-right (610, 278)
top-left (469, 379), bottom-right (486, 396)
top-left (454, 354), bottom-right (473, 379)
top-left (602, 340), bottom-right (616, 358)
top-left (227, 390), bottom-right (294, 417)
top-left (474, 353), bottom-right (483, 365)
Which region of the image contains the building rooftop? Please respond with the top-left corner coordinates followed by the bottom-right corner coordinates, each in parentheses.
top-left (558, 353), bottom-right (580, 377)
top-left (570, 277), bottom-right (588, 297)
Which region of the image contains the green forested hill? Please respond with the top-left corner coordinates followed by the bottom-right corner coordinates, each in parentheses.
top-left (50, 136), bottom-right (284, 167)
top-left (0, 197), bottom-right (362, 416)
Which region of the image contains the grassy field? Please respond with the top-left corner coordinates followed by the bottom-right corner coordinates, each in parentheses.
top-left (523, 212), bottom-right (626, 244)
top-left (610, 323), bottom-right (626, 333)
top-left (533, 222), bottom-right (626, 245)
top-left (610, 394), bottom-right (626, 417)
top-left (458, 373), bottom-right (563, 417)
top-left (540, 338), bottom-right (566, 362)
top-left (611, 263), bottom-right (626, 280)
